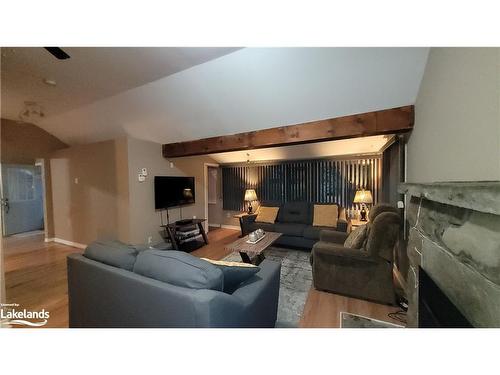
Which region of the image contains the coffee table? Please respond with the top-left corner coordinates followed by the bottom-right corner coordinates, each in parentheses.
top-left (224, 231), bottom-right (282, 265)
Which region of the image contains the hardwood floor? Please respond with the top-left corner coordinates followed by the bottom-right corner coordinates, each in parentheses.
top-left (3, 232), bottom-right (83, 328)
top-left (3, 228), bottom-right (402, 328)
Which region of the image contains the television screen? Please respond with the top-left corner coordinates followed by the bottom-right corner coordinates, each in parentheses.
top-left (154, 176), bottom-right (195, 209)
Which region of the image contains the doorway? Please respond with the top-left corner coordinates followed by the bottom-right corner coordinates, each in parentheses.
top-left (1, 163), bottom-right (45, 237)
top-left (204, 163), bottom-right (220, 233)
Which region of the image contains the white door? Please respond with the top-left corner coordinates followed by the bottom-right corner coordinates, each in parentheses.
top-left (1, 164), bottom-right (44, 236)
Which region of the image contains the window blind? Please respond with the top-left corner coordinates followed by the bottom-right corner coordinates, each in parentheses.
top-left (222, 156), bottom-right (381, 212)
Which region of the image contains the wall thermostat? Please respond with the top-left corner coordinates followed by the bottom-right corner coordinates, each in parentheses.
top-left (141, 168), bottom-right (148, 176)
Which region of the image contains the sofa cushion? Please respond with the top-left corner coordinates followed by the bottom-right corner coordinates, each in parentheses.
top-left (202, 258), bottom-right (260, 293)
top-left (278, 202), bottom-right (311, 224)
top-left (249, 222), bottom-right (276, 233)
top-left (303, 225), bottom-right (334, 240)
top-left (274, 223), bottom-right (307, 237)
top-left (133, 250), bottom-right (223, 291)
top-left (313, 204), bottom-right (339, 228)
top-left (84, 240), bottom-right (138, 271)
top-left (255, 206), bottom-right (280, 224)
top-left (344, 225), bottom-right (368, 249)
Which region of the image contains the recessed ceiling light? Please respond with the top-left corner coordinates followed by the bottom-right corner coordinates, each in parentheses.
top-left (43, 78), bottom-right (57, 86)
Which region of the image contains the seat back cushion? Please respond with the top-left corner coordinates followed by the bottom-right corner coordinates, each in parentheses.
top-left (343, 225), bottom-right (368, 249)
top-left (313, 204), bottom-right (339, 227)
top-left (278, 202), bottom-right (311, 224)
top-left (133, 250), bottom-right (223, 291)
top-left (202, 258), bottom-right (260, 293)
top-left (84, 240), bottom-right (139, 271)
top-left (255, 206), bottom-right (280, 224)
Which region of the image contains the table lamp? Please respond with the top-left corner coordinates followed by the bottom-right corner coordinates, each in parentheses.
top-left (244, 189), bottom-right (258, 214)
top-left (353, 189), bottom-right (373, 221)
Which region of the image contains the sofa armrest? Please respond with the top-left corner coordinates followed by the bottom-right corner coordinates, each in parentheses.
top-left (320, 229), bottom-right (349, 244)
top-left (240, 214), bottom-right (257, 235)
top-left (313, 242), bottom-right (377, 264)
top-left (231, 259), bottom-right (281, 327)
top-left (336, 218), bottom-right (349, 233)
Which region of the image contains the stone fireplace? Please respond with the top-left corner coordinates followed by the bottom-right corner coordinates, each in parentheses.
top-left (399, 182), bottom-right (500, 327)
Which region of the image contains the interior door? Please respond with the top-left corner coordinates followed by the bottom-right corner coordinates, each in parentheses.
top-left (1, 164), bottom-right (44, 236)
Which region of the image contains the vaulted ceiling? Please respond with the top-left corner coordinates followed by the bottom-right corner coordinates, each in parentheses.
top-left (1, 47), bottom-right (429, 146)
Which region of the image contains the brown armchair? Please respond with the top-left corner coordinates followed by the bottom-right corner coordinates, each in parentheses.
top-left (310, 204), bottom-right (401, 305)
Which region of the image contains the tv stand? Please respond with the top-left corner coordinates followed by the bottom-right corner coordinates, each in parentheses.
top-left (176, 218), bottom-right (193, 225)
top-left (161, 218), bottom-right (208, 252)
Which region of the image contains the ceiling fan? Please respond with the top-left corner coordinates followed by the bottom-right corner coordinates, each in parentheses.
top-left (44, 47), bottom-right (70, 60)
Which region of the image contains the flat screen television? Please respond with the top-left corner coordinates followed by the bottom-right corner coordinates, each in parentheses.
top-left (154, 176), bottom-right (195, 209)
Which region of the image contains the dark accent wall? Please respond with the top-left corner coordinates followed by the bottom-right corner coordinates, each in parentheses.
top-left (222, 156), bottom-right (382, 213)
top-left (381, 136), bottom-right (408, 279)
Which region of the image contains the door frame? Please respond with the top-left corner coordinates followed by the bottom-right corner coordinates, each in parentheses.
top-left (204, 162), bottom-right (219, 233)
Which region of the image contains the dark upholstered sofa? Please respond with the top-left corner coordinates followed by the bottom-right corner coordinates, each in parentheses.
top-left (67, 243), bottom-right (281, 328)
top-left (240, 201), bottom-right (349, 250)
top-left (310, 204), bottom-right (401, 305)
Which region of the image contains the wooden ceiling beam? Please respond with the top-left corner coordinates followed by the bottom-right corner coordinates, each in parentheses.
top-left (162, 105), bottom-right (414, 158)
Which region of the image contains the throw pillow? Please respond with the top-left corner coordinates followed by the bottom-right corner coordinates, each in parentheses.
top-left (344, 225), bottom-right (368, 249)
top-left (313, 204), bottom-right (339, 227)
top-left (202, 258), bottom-right (260, 293)
top-left (255, 206), bottom-right (279, 224)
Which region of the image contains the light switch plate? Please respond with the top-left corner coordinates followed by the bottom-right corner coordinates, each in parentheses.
top-left (141, 168), bottom-right (148, 176)
top-left (138, 174), bottom-right (146, 182)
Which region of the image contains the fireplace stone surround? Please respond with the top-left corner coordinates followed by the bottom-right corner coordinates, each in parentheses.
top-left (398, 182), bottom-right (500, 327)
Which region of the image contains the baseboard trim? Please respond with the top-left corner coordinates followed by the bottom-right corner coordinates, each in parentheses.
top-left (208, 223), bottom-right (221, 228)
top-left (44, 237), bottom-right (54, 243)
top-left (47, 237), bottom-right (87, 249)
top-left (221, 224), bottom-right (240, 231)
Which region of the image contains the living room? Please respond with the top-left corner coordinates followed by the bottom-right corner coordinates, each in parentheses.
top-left (1, 2), bottom-right (499, 374)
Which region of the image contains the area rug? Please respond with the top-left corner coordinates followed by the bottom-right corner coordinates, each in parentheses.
top-left (340, 312), bottom-right (404, 328)
top-left (222, 247), bottom-right (312, 328)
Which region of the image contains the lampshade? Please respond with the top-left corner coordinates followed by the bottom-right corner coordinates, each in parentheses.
top-left (353, 189), bottom-right (373, 204)
top-left (244, 189), bottom-right (258, 202)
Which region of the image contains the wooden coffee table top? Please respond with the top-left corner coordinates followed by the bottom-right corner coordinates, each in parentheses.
top-left (225, 231), bottom-right (282, 256)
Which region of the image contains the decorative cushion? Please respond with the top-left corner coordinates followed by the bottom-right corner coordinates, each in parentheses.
top-left (133, 250), bottom-right (223, 291)
top-left (313, 204), bottom-right (339, 228)
top-left (344, 225), bottom-right (368, 249)
top-left (255, 206), bottom-right (280, 224)
top-left (84, 240), bottom-right (138, 271)
top-left (202, 258), bottom-right (260, 293)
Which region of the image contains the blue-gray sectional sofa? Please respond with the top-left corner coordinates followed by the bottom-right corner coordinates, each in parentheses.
top-left (67, 241), bottom-right (281, 328)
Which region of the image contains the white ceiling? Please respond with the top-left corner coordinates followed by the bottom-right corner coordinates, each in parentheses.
top-left (1, 47), bottom-right (429, 146)
top-left (208, 135), bottom-right (392, 164)
top-left (1, 47), bottom-right (240, 118)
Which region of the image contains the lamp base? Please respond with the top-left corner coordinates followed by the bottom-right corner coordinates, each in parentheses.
top-left (360, 207), bottom-right (367, 221)
top-left (247, 204), bottom-right (253, 214)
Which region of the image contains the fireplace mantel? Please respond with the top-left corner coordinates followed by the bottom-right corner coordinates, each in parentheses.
top-left (399, 181), bottom-right (500, 327)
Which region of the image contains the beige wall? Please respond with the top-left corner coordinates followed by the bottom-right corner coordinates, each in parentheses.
top-left (407, 48), bottom-right (500, 183)
top-left (1, 118), bottom-right (67, 165)
top-left (127, 137), bottom-right (218, 244)
top-left (50, 138), bottom-right (129, 245)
